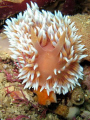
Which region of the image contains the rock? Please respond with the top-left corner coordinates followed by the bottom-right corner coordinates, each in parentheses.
top-left (66, 107), bottom-right (80, 120)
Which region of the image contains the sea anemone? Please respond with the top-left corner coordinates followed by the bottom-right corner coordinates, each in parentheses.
top-left (4, 2), bottom-right (87, 96)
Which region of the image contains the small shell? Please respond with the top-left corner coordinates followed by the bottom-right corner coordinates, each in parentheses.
top-left (71, 87), bottom-right (85, 105)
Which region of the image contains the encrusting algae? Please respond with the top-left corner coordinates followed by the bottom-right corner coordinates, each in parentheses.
top-left (4, 1), bottom-right (87, 105)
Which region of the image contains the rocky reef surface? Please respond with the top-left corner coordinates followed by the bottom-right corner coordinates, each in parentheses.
top-left (0, 1), bottom-right (90, 120)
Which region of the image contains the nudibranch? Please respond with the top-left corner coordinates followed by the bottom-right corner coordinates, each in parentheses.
top-left (4, 2), bottom-right (87, 97)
